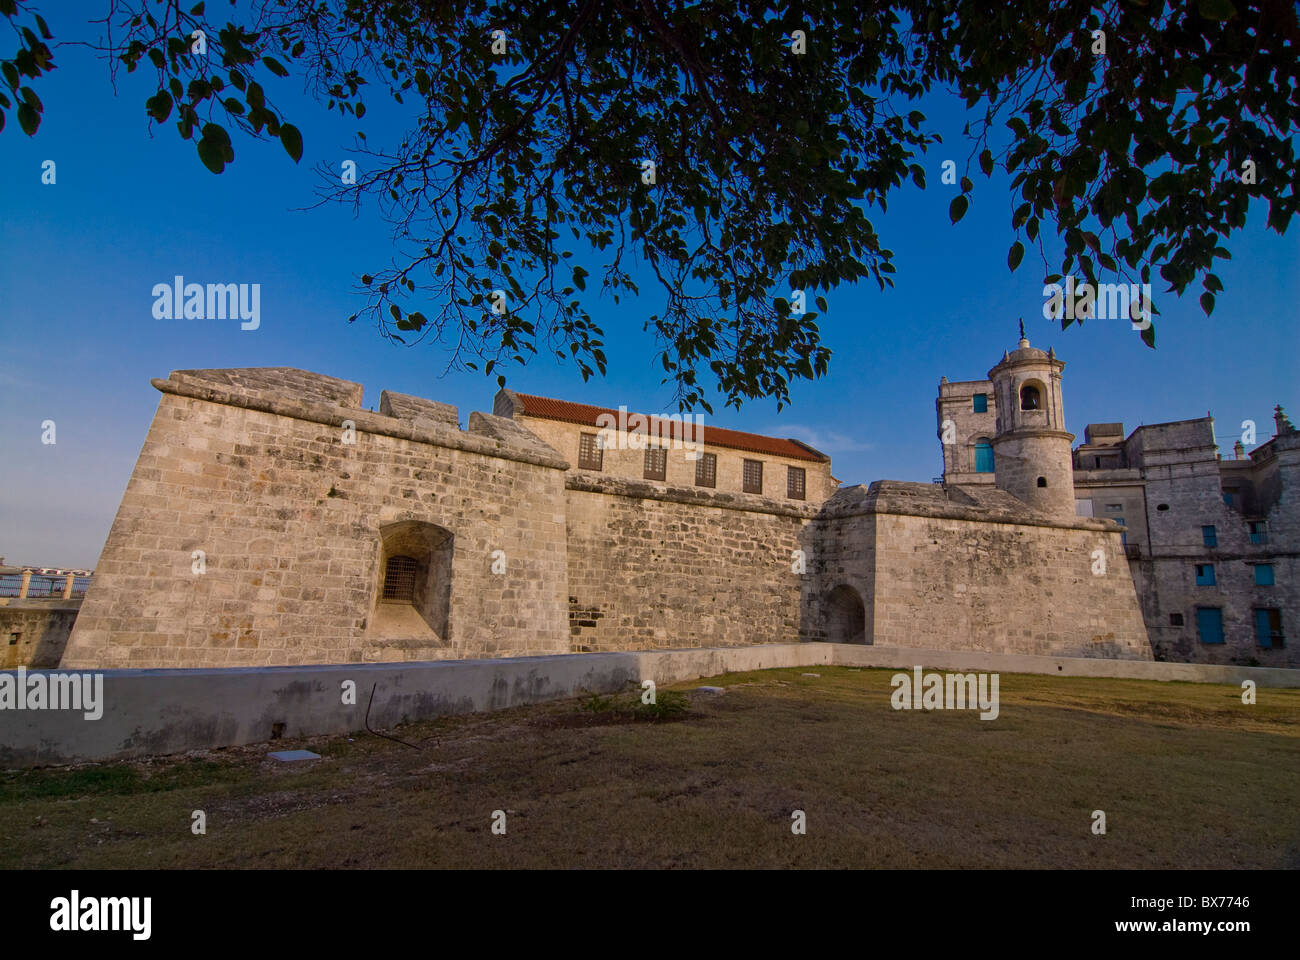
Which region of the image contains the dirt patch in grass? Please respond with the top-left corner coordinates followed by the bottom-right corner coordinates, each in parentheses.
top-left (2, 667), bottom-right (1296, 869)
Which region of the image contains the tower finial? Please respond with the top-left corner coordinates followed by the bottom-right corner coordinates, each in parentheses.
top-left (1276, 404), bottom-right (1296, 435)
top-left (1019, 318), bottom-right (1025, 341)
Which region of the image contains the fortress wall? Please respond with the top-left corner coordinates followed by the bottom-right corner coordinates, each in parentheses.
top-left (562, 475), bottom-right (814, 652)
top-left (61, 388), bottom-right (571, 669)
top-left (870, 513), bottom-right (1153, 659)
top-left (803, 511), bottom-right (876, 642)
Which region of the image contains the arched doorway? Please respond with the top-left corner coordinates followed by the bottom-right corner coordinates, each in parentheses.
top-left (825, 584), bottom-right (867, 644)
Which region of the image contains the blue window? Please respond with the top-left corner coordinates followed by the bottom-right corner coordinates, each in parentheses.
top-left (1195, 564), bottom-right (1216, 586)
top-left (1248, 521), bottom-right (1267, 545)
top-left (974, 440), bottom-right (994, 473)
top-left (1196, 607), bottom-right (1225, 644)
top-left (1202, 525), bottom-right (1217, 547)
top-left (972, 393), bottom-right (988, 413)
top-left (1254, 564), bottom-right (1274, 586)
top-left (1223, 492), bottom-right (1234, 506)
top-left (1255, 608), bottom-right (1284, 648)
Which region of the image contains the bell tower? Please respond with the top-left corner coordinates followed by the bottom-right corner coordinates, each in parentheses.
top-left (987, 325), bottom-right (1076, 517)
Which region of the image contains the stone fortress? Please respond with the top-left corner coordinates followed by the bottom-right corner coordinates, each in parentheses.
top-left (57, 334), bottom-right (1296, 670)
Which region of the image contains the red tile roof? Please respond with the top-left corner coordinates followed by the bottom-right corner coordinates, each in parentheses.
top-left (509, 392), bottom-right (829, 462)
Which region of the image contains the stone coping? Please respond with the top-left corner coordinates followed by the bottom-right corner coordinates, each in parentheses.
top-left (821, 482), bottom-right (1125, 532)
top-left (564, 473), bottom-right (820, 518)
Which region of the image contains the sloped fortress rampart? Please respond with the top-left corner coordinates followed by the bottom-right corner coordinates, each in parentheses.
top-left (63, 339), bottom-right (1159, 669)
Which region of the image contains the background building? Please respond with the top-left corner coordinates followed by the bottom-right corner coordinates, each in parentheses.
top-left (942, 343), bottom-right (1297, 667)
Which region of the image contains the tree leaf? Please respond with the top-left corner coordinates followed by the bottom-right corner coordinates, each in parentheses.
top-left (949, 195), bottom-right (968, 223)
top-left (17, 101), bottom-right (38, 136)
top-left (147, 91), bottom-right (173, 122)
top-left (1197, 0), bottom-right (1237, 20)
top-left (1008, 241), bottom-right (1025, 271)
top-left (196, 137), bottom-right (225, 173)
top-left (279, 122), bottom-right (303, 162)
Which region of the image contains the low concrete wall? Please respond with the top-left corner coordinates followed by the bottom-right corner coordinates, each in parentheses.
top-left (0, 643), bottom-right (831, 767)
top-left (2, 642), bottom-right (1295, 767)
top-left (829, 645), bottom-right (1300, 688)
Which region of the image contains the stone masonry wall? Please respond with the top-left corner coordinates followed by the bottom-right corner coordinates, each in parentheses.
top-left (0, 602), bottom-right (79, 668)
top-left (804, 508), bottom-right (875, 642)
top-left (563, 474), bottom-right (815, 652)
top-left (870, 512), bottom-right (1152, 658)
top-left (61, 371), bottom-right (571, 669)
top-left (1137, 439), bottom-right (1300, 668)
top-left (936, 378), bottom-right (997, 484)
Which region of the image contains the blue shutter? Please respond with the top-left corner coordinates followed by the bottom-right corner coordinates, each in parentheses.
top-left (1202, 525), bottom-right (1217, 547)
top-left (1255, 564), bottom-right (1274, 586)
top-left (975, 441), bottom-right (994, 473)
top-left (972, 393), bottom-right (988, 413)
top-left (1197, 608), bottom-right (1224, 644)
top-left (1256, 609), bottom-right (1272, 647)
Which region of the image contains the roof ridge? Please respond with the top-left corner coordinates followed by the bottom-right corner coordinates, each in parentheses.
top-left (510, 392), bottom-right (829, 463)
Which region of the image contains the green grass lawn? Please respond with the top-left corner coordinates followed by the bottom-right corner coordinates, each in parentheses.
top-left (2, 666), bottom-right (1297, 868)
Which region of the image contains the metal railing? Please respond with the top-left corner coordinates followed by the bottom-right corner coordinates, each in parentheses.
top-left (0, 573), bottom-right (91, 599)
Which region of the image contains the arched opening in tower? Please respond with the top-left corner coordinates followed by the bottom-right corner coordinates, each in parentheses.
top-left (1020, 384), bottom-right (1041, 410)
top-left (825, 584), bottom-right (867, 644)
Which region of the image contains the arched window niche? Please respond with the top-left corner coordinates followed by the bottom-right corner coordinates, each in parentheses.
top-left (974, 439), bottom-right (995, 473)
top-left (371, 520), bottom-right (454, 645)
top-left (1020, 382), bottom-right (1043, 411)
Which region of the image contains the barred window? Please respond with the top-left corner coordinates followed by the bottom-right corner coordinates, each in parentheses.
top-left (743, 459), bottom-right (763, 494)
top-left (644, 446), bottom-right (667, 480)
top-left (578, 432), bottom-right (603, 471)
top-left (787, 466), bottom-right (806, 500)
top-left (695, 452), bottom-right (717, 488)
top-left (382, 555), bottom-right (418, 602)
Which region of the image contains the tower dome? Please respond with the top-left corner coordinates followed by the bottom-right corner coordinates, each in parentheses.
top-left (987, 331), bottom-right (1076, 517)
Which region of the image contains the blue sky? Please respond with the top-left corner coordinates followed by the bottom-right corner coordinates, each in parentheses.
top-left (1, 3), bottom-right (1297, 568)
